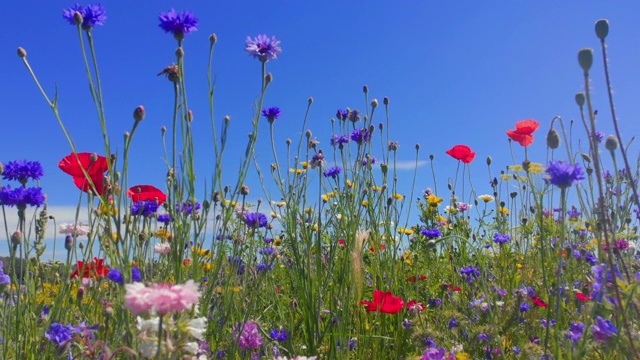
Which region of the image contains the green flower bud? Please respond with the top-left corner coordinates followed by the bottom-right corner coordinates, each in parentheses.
top-left (595, 19), bottom-right (609, 40)
top-left (546, 128), bottom-right (560, 149)
top-left (578, 48), bottom-right (593, 72)
top-left (575, 93), bottom-right (586, 107)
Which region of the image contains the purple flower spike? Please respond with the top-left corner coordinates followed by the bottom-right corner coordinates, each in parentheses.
top-left (159, 9), bottom-right (199, 39)
top-left (246, 34), bottom-right (282, 62)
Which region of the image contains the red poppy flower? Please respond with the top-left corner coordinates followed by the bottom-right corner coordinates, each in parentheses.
top-left (127, 185), bottom-right (167, 205)
top-left (419, 275), bottom-right (427, 281)
top-left (406, 275), bottom-right (417, 283)
top-left (369, 244), bottom-right (386, 253)
top-left (506, 119), bottom-right (540, 147)
top-left (70, 257), bottom-right (109, 279)
top-left (575, 293), bottom-right (590, 302)
top-left (73, 173), bottom-right (109, 195)
top-left (445, 145), bottom-right (476, 164)
top-left (407, 300), bottom-right (425, 312)
top-left (360, 290), bottom-right (404, 314)
top-left (59, 152), bottom-right (109, 177)
top-left (338, 239), bottom-right (346, 247)
top-left (448, 285), bottom-right (462, 292)
top-left (532, 296), bottom-right (549, 307)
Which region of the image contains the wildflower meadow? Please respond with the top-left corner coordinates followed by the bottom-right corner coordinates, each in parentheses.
top-left (3, 3), bottom-right (640, 360)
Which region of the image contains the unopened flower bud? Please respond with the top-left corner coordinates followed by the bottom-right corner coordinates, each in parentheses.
top-left (363, 85), bottom-right (368, 94)
top-left (133, 105), bottom-right (145, 122)
top-left (186, 109), bottom-right (194, 122)
top-left (383, 97), bottom-right (389, 106)
top-left (209, 33), bottom-right (217, 44)
top-left (124, 131), bottom-right (130, 141)
top-left (380, 163), bottom-right (388, 174)
top-left (595, 19), bottom-right (609, 40)
top-left (90, 153), bottom-right (99, 164)
top-left (306, 130), bottom-right (312, 139)
top-left (575, 93), bottom-right (586, 107)
top-left (308, 97), bottom-right (314, 104)
top-left (241, 185), bottom-right (250, 196)
top-left (17, 47), bottom-right (27, 58)
top-left (371, 99), bottom-right (378, 109)
top-left (578, 48), bottom-right (593, 72)
top-left (11, 230), bottom-right (22, 246)
top-left (64, 235), bottom-right (73, 251)
top-left (175, 47), bottom-right (184, 59)
top-left (77, 287), bottom-right (85, 300)
top-left (546, 128), bottom-right (560, 149)
top-left (379, 122), bottom-right (384, 131)
top-left (580, 153), bottom-right (592, 163)
top-left (605, 135), bottom-right (619, 151)
top-left (286, 138), bottom-right (292, 146)
top-left (522, 160), bottom-right (530, 172)
top-left (213, 191), bottom-right (221, 203)
top-left (224, 115), bottom-right (231, 124)
top-left (265, 73), bottom-right (273, 84)
top-left (79, 242), bottom-right (84, 249)
top-left (73, 11), bottom-right (83, 25)
top-left (486, 156), bottom-right (492, 166)
top-left (161, 126), bottom-right (167, 134)
top-left (388, 141), bottom-right (399, 151)
top-left (415, 144), bottom-right (420, 150)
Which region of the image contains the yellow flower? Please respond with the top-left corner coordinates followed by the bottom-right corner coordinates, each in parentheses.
top-left (397, 228), bottom-right (414, 235)
top-left (270, 212), bottom-right (280, 219)
top-left (438, 216), bottom-right (449, 225)
top-left (98, 202), bottom-right (118, 216)
top-left (456, 352), bottom-right (472, 360)
top-left (301, 161), bottom-right (309, 169)
top-left (273, 237), bottom-right (283, 246)
top-left (361, 200), bottom-right (369, 207)
top-left (154, 228), bottom-right (171, 240)
top-left (289, 168), bottom-right (306, 174)
top-left (516, 263), bottom-right (525, 269)
top-left (392, 193), bottom-right (404, 200)
top-left (508, 164), bottom-right (524, 172)
top-left (201, 262), bottom-right (212, 271)
top-left (528, 162), bottom-right (545, 174)
top-left (500, 173), bottom-right (512, 181)
top-left (445, 205), bottom-right (458, 214)
top-left (312, 224), bottom-right (319, 232)
top-left (192, 247), bottom-right (211, 258)
top-left (372, 185), bottom-right (383, 192)
top-left (427, 195), bottom-right (443, 207)
top-left (478, 194), bottom-right (494, 203)
top-left (498, 207), bottom-right (509, 215)
top-left (345, 179), bottom-right (354, 188)
top-left (35, 283), bottom-right (60, 305)
top-left (305, 207), bottom-right (314, 214)
top-left (515, 175), bottom-right (528, 182)
top-left (322, 194), bottom-right (329, 203)
top-left (273, 201), bottom-right (287, 208)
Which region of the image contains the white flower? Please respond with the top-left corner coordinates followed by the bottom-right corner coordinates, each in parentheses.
top-left (138, 339), bottom-right (158, 359)
top-left (183, 341), bottom-right (199, 355)
top-left (186, 317), bottom-right (207, 339)
top-left (136, 316), bottom-right (159, 332)
top-left (58, 222), bottom-right (90, 236)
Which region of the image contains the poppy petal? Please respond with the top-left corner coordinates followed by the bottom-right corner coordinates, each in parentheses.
top-left (127, 185), bottom-right (167, 205)
top-left (59, 152), bottom-right (109, 177)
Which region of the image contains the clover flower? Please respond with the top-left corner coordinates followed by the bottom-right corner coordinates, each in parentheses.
top-left (158, 9), bottom-right (199, 38)
top-left (262, 107), bottom-right (281, 122)
top-left (233, 321), bottom-right (263, 350)
top-left (545, 161), bottom-right (585, 189)
top-left (62, 3), bottom-right (107, 29)
top-left (245, 34), bottom-right (282, 62)
top-left (323, 166), bottom-right (342, 179)
top-left (2, 160), bottom-right (43, 184)
top-left (124, 280), bottom-right (201, 315)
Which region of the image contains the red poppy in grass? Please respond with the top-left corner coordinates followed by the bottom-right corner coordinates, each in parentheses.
top-left (532, 296), bottom-right (549, 307)
top-left (506, 119), bottom-right (540, 147)
top-left (575, 293), bottom-right (590, 302)
top-left (70, 257), bottom-right (109, 279)
top-left (407, 300), bottom-right (425, 312)
top-left (338, 239), bottom-right (346, 247)
top-left (361, 290), bottom-right (404, 314)
top-left (448, 285), bottom-right (462, 292)
top-left (59, 152), bottom-right (109, 177)
top-left (127, 185), bottom-right (167, 205)
top-left (406, 275), bottom-right (417, 283)
top-left (369, 244), bottom-right (386, 253)
top-left (445, 145), bottom-right (476, 164)
top-left (73, 173), bottom-right (109, 195)
top-left (419, 275), bottom-right (427, 281)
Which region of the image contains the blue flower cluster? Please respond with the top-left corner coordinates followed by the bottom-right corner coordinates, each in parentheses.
top-left (0, 160), bottom-right (45, 208)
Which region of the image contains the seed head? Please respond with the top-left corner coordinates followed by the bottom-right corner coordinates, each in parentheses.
top-left (605, 135), bottom-right (619, 151)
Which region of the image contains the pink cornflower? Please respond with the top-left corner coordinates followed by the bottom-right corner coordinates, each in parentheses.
top-left (125, 280), bottom-right (200, 315)
top-left (154, 242), bottom-right (171, 255)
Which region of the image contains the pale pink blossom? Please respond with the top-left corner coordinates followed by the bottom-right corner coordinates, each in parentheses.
top-left (125, 280), bottom-right (201, 315)
top-left (58, 222), bottom-right (90, 236)
top-left (154, 242), bottom-right (171, 255)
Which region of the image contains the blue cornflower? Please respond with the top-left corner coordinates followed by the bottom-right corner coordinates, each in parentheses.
top-left (592, 316), bottom-right (617, 341)
top-left (330, 134), bottom-right (349, 146)
top-left (478, 333), bottom-right (489, 341)
top-left (131, 200), bottom-right (159, 216)
top-left (350, 128), bottom-right (371, 145)
top-left (493, 233), bottom-right (510, 244)
top-left (257, 263), bottom-right (273, 272)
top-left (246, 34), bottom-right (282, 62)
top-left (545, 161), bottom-right (585, 189)
top-left (131, 266), bottom-right (142, 282)
top-left (62, 3), bottom-right (107, 29)
top-left (566, 321), bottom-right (585, 343)
top-left (593, 131), bottom-right (605, 143)
top-left (310, 152), bottom-right (326, 168)
top-left (0, 186), bottom-right (46, 207)
top-left (176, 200), bottom-right (201, 214)
top-left (107, 268), bottom-right (124, 285)
top-left (567, 206), bottom-right (582, 219)
top-left (261, 107), bottom-right (281, 123)
top-left (45, 323), bottom-right (76, 346)
top-left (259, 246), bottom-right (276, 256)
top-left (427, 298), bottom-right (441, 308)
top-left (402, 318), bottom-right (413, 330)
top-left (158, 9), bottom-right (199, 38)
top-left (269, 328), bottom-right (288, 342)
top-left (347, 109), bottom-right (361, 122)
top-left (157, 213), bottom-right (171, 224)
top-left (448, 317), bottom-right (459, 329)
top-left (323, 166), bottom-right (342, 179)
top-left (245, 212), bottom-right (268, 228)
top-left (421, 228), bottom-right (441, 239)
top-left (336, 109), bottom-right (349, 120)
top-left (0, 261), bottom-right (10, 284)
top-left (362, 156), bottom-right (377, 166)
top-left (512, 346), bottom-right (521, 355)
top-left (2, 160), bottom-right (44, 184)
top-left (519, 302), bottom-right (531, 312)
top-left (460, 265), bottom-right (481, 278)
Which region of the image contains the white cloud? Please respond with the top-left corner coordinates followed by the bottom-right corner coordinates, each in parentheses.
top-left (391, 160), bottom-right (428, 170)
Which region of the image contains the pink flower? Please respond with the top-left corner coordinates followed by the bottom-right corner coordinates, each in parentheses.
top-left (154, 242), bottom-right (171, 255)
top-left (125, 280), bottom-right (201, 315)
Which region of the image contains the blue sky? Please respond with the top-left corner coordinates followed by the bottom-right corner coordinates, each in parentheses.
top-left (2, 1), bottom-right (640, 257)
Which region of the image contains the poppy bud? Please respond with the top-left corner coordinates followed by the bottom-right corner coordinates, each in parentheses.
top-left (415, 144), bottom-right (420, 151)
top-left (605, 135), bottom-right (618, 151)
top-left (388, 141), bottom-right (399, 151)
top-left (510, 192), bottom-right (517, 199)
top-left (522, 160), bottom-right (530, 172)
top-left (79, 242), bottom-right (84, 249)
top-left (371, 99), bottom-right (378, 109)
top-left (213, 191), bottom-right (221, 203)
top-left (77, 286), bottom-right (85, 300)
top-left (578, 48), bottom-right (593, 72)
top-left (486, 156), bottom-right (492, 166)
top-left (224, 185), bottom-right (230, 194)
top-left (306, 130), bottom-right (312, 138)
top-left (17, 47), bottom-right (27, 58)
top-left (73, 11), bottom-right (83, 25)
top-left (133, 105), bottom-right (145, 122)
top-left (586, 167), bottom-right (593, 176)
top-left (265, 73), bottom-right (273, 84)
top-left (161, 126), bottom-right (167, 134)
top-left (595, 19), bottom-right (609, 40)
top-left (186, 110), bottom-right (194, 122)
top-left (369, 124), bottom-right (375, 134)
top-left (383, 97), bottom-right (389, 106)
top-left (176, 47), bottom-right (184, 59)
top-left (363, 85), bottom-right (368, 94)
top-left (241, 185), bottom-right (250, 196)
top-left (224, 115), bottom-right (231, 124)
top-left (11, 230), bottom-right (22, 246)
top-left (209, 33), bottom-right (217, 44)
top-left (379, 122), bottom-right (384, 131)
top-left (580, 153), bottom-right (592, 163)
top-left (546, 128), bottom-right (560, 149)
top-left (575, 93), bottom-right (586, 107)
top-left (286, 138), bottom-right (292, 146)
top-left (308, 97), bottom-right (314, 104)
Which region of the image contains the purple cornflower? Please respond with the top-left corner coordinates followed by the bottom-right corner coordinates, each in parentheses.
top-left (336, 109), bottom-right (349, 120)
top-left (362, 156), bottom-right (377, 166)
top-left (131, 266), bottom-right (142, 282)
top-left (0, 261), bottom-right (10, 284)
top-left (567, 206), bottom-right (582, 219)
top-left (331, 134), bottom-right (349, 146)
top-left (512, 346), bottom-right (521, 355)
top-left (2, 160), bottom-right (44, 184)
top-left (448, 317), bottom-right (459, 329)
top-left (593, 131), bottom-right (605, 143)
top-left (323, 166), bottom-right (342, 179)
top-left (566, 321), bottom-right (585, 343)
top-left (233, 321), bottom-right (263, 350)
top-left (176, 200), bottom-right (201, 214)
top-left (310, 152), bottom-right (326, 169)
top-left (347, 109), bottom-right (361, 122)
top-left (402, 318), bottom-right (413, 330)
top-left (540, 319), bottom-right (556, 327)
top-left (259, 246), bottom-right (275, 256)
top-left (545, 161), bottom-right (585, 189)
top-left (130, 200), bottom-right (159, 216)
top-left (478, 333), bottom-right (489, 341)
top-left (422, 347), bottom-right (447, 360)
top-left (493, 233), bottom-right (510, 245)
top-left (269, 328), bottom-right (288, 342)
top-left (257, 263), bottom-right (273, 272)
top-left (427, 298), bottom-right (442, 308)
top-left (45, 323), bottom-right (76, 346)
top-left (245, 35), bottom-right (282, 62)
top-left (244, 212), bottom-right (268, 228)
top-left (157, 213), bottom-right (171, 224)
top-left (591, 316), bottom-right (617, 342)
top-left (0, 186), bottom-right (46, 207)
top-left (519, 302), bottom-right (531, 312)
top-left (158, 9), bottom-right (199, 38)
top-left (62, 3), bottom-right (107, 29)
top-left (261, 107), bottom-right (281, 123)
top-left (460, 265), bottom-right (481, 283)
top-left (107, 268), bottom-right (124, 285)
top-left (584, 251), bottom-right (597, 264)
top-left (421, 228), bottom-right (441, 239)
top-left (350, 128), bottom-right (371, 145)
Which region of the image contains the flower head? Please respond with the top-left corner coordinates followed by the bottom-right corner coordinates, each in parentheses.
top-left (360, 290), bottom-right (404, 314)
top-left (261, 107), bottom-right (281, 122)
top-left (351, 128), bottom-right (371, 145)
top-left (246, 34), bottom-right (282, 62)
top-left (2, 160), bottom-right (43, 184)
top-left (124, 280), bottom-right (201, 315)
top-left (591, 316), bottom-right (617, 342)
top-left (336, 109), bottom-right (349, 120)
top-left (245, 212), bottom-right (268, 228)
top-left (233, 321), bottom-right (263, 349)
top-left (59, 222), bottom-right (90, 236)
top-left (506, 119), bottom-right (540, 147)
top-left (445, 145), bottom-right (476, 164)
top-left (545, 161), bottom-right (585, 189)
top-left (130, 200), bottom-right (160, 217)
top-left (45, 323), bottom-right (76, 347)
top-left (177, 200), bottom-right (201, 215)
top-left (566, 321), bottom-right (585, 343)
top-left (493, 233), bottom-right (510, 244)
top-left (62, 3), bottom-right (106, 30)
top-left (158, 9), bottom-right (199, 38)
top-left (421, 228), bottom-right (441, 239)
top-left (0, 186), bottom-right (46, 207)
top-left (127, 185), bottom-right (166, 205)
top-left (107, 268), bottom-right (124, 285)
top-left (270, 328), bottom-right (288, 342)
top-left (323, 166), bottom-right (342, 179)
top-left (70, 257), bottom-right (109, 279)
